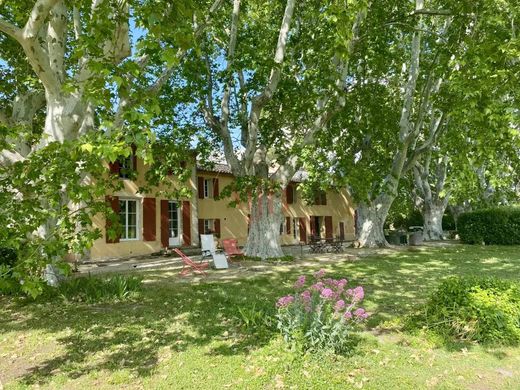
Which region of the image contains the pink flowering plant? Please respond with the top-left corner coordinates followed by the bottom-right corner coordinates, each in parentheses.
top-left (276, 269), bottom-right (368, 353)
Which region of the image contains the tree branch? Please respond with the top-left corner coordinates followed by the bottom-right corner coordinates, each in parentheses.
top-left (410, 9), bottom-right (452, 17)
top-left (272, 7), bottom-right (367, 185)
top-left (22, 0), bottom-right (60, 40)
top-left (0, 17), bottom-right (22, 41)
top-left (244, 0), bottom-right (296, 173)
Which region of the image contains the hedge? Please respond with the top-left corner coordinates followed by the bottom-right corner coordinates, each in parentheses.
top-left (458, 207), bottom-right (520, 245)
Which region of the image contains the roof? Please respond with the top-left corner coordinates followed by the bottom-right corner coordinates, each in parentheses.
top-left (196, 162), bottom-right (307, 183)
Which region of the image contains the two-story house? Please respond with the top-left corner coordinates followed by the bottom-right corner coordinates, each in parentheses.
top-left (89, 154), bottom-right (356, 261)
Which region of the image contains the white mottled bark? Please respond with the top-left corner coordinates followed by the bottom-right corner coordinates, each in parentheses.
top-left (423, 201), bottom-right (446, 240)
top-left (244, 192), bottom-right (284, 259)
top-left (356, 195), bottom-right (394, 248)
top-left (413, 154), bottom-right (450, 241)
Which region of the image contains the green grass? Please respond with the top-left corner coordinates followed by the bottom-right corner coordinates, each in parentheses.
top-left (1, 245), bottom-right (520, 389)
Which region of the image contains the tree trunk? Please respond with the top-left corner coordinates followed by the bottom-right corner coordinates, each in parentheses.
top-left (41, 92), bottom-right (92, 145)
top-left (422, 200), bottom-right (447, 241)
top-left (244, 191), bottom-right (284, 259)
top-left (356, 194), bottom-right (394, 248)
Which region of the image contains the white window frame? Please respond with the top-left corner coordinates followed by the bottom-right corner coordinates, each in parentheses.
top-left (203, 179), bottom-right (214, 198)
top-left (119, 198), bottom-right (140, 241)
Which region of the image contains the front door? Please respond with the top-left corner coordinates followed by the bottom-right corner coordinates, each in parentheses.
top-left (168, 201), bottom-right (181, 246)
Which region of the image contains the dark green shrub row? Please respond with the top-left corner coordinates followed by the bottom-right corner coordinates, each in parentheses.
top-left (458, 207), bottom-right (520, 245)
top-left (409, 276), bottom-right (520, 344)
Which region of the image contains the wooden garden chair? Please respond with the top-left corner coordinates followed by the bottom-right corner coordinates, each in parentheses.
top-left (173, 248), bottom-right (210, 277)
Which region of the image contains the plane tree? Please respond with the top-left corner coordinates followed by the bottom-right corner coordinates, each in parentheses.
top-left (173, 0), bottom-right (368, 258)
top-left (0, 0), bottom-right (219, 295)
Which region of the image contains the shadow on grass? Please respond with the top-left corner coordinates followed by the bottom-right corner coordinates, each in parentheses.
top-left (1, 244), bottom-right (519, 385)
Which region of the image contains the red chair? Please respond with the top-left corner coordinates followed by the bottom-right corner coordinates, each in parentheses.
top-left (221, 238), bottom-right (245, 262)
top-left (173, 248), bottom-right (210, 277)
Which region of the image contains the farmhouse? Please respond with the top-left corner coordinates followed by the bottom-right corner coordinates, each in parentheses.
top-left (89, 153), bottom-right (356, 260)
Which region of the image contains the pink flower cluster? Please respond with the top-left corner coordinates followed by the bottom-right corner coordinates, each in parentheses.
top-left (275, 269), bottom-right (369, 321)
top-left (276, 295), bottom-right (294, 308)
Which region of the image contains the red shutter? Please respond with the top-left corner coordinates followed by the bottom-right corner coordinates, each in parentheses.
top-left (108, 161), bottom-right (120, 175)
top-left (286, 184), bottom-right (294, 204)
top-left (143, 197), bottom-right (156, 241)
top-left (182, 201), bottom-right (191, 245)
top-left (105, 195), bottom-right (120, 243)
top-left (310, 217), bottom-right (316, 237)
top-left (286, 217), bottom-right (291, 235)
top-left (160, 200), bottom-right (169, 248)
top-left (299, 217), bottom-right (307, 243)
top-left (339, 222), bottom-right (345, 240)
top-left (198, 219), bottom-right (205, 236)
top-left (213, 178), bottom-right (219, 198)
top-left (214, 218), bottom-right (221, 237)
top-left (325, 216), bottom-right (333, 240)
top-left (197, 177), bottom-right (204, 199)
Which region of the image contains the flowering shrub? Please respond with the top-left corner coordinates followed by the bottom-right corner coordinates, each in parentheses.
top-left (276, 269), bottom-right (369, 353)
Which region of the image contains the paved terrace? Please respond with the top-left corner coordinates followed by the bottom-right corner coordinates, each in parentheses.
top-left (76, 242), bottom-right (461, 282)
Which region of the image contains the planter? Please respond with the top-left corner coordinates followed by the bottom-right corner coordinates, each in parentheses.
top-left (409, 231), bottom-right (423, 246)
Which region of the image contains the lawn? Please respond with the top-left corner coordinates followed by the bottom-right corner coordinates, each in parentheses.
top-left (1, 245), bottom-right (520, 389)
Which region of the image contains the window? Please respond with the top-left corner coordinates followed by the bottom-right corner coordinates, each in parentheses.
top-left (292, 218), bottom-right (299, 239)
top-left (286, 184), bottom-right (296, 204)
top-left (119, 199), bottom-right (139, 240)
top-left (279, 222), bottom-right (285, 235)
top-left (313, 191), bottom-right (327, 205)
top-left (119, 155), bottom-right (135, 179)
top-left (204, 219), bottom-right (215, 233)
top-left (203, 179), bottom-right (213, 198)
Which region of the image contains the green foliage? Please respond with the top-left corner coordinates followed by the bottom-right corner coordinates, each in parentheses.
top-left (442, 212), bottom-right (456, 231)
top-left (42, 275), bottom-right (142, 304)
top-left (0, 247), bottom-right (17, 269)
top-left (235, 302), bottom-right (274, 333)
top-left (458, 207), bottom-right (520, 245)
top-left (409, 276), bottom-right (520, 345)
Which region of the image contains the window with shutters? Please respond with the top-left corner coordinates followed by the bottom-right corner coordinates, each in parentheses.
top-left (119, 199), bottom-right (139, 240)
top-left (203, 179), bottom-right (214, 198)
top-left (204, 219), bottom-right (215, 233)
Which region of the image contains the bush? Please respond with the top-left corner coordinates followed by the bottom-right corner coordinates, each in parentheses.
top-left (42, 274), bottom-right (143, 303)
top-left (0, 247), bottom-right (20, 295)
top-left (442, 212), bottom-right (456, 231)
top-left (410, 276), bottom-right (520, 344)
top-left (458, 207), bottom-right (520, 245)
top-left (276, 269), bottom-right (368, 354)
top-left (0, 247), bottom-right (17, 269)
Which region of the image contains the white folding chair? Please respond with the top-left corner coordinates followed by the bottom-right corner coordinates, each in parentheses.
top-left (200, 234), bottom-right (228, 269)
top-left (200, 234), bottom-right (217, 259)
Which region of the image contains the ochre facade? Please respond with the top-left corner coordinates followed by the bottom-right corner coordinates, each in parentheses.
top-left (90, 158), bottom-right (356, 261)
